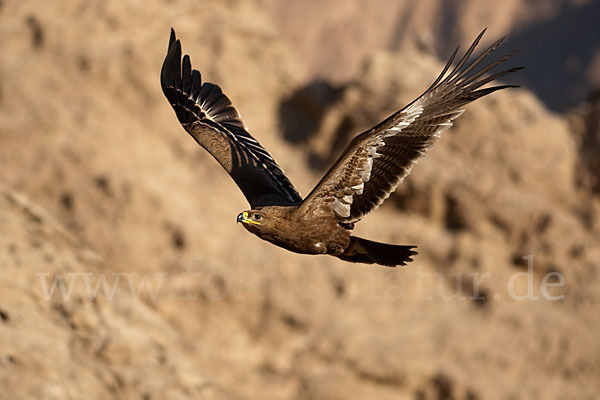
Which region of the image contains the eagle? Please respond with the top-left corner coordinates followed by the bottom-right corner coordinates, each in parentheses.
top-left (161, 28), bottom-right (521, 267)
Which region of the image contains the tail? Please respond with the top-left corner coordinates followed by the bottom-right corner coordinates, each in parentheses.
top-left (337, 236), bottom-right (417, 267)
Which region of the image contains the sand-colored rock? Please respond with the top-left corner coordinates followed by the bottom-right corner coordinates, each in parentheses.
top-left (1, 0), bottom-right (599, 399)
top-left (0, 185), bottom-right (231, 399)
top-left (264, 0), bottom-right (600, 111)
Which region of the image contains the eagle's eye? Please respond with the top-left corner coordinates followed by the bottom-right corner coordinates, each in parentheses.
top-left (254, 213), bottom-right (262, 220)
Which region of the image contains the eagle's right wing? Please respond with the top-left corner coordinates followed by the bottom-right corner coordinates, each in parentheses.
top-left (298, 29), bottom-right (522, 222)
top-left (161, 29), bottom-right (302, 208)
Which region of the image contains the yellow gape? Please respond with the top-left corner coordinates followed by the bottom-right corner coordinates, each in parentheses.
top-left (242, 211), bottom-right (260, 225)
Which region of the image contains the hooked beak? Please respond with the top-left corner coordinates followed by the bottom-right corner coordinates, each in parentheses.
top-left (236, 212), bottom-right (245, 223)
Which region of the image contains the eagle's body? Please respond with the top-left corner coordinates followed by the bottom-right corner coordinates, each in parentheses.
top-left (237, 206), bottom-right (418, 265)
top-left (238, 205), bottom-right (350, 255)
top-left (161, 28), bottom-right (521, 267)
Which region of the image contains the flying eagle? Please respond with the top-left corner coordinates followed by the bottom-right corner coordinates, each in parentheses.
top-left (161, 28), bottom-right (521, 267)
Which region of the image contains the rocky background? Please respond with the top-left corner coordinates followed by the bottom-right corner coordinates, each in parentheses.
top-left (1, 0), bottom-right (599, 399)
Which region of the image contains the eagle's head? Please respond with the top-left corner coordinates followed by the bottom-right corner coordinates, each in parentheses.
top-left (236, 206), bottom-right (293, 239)
top-left (237, 210), bottom-right (261, 225)
top-left (236, 209), bottom-right (270, 235)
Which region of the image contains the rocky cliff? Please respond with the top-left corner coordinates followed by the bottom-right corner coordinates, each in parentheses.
top-left (1, 0), bottom-right (599, 399)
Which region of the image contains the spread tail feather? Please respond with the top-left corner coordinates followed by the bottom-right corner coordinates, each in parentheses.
top-left (338, 236), bottom-right (417, 267)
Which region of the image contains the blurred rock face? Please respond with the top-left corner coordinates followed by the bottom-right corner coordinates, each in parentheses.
top-left (265, 0), bottom-right (600, 111)
top-left (1, 1), bottom-right (599, 400)
top-left (571, 89), bottom-right (600, 194)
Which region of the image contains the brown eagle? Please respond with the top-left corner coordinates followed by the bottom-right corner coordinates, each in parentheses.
top-left (161, 28), bottom-right (521, 267)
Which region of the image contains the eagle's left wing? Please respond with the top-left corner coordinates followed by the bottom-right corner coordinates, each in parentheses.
top-left (298, 29), bottom-right (522, 222)
top-left (161, 29), bottom-right (302, 208)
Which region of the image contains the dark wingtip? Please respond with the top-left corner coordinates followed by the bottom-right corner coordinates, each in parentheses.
top-left (182, 54), bottom-right (192, 91)
top-left (477, 28), bottom-right (487, 40)
top-left (161, 28), bottom-right (183, 96)
top-left (471, 84), bottom-right (520, 99)
top-left (471, 28), bottom-right (487, 49)
top-left (169, 27), bottom-right (176, 49)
